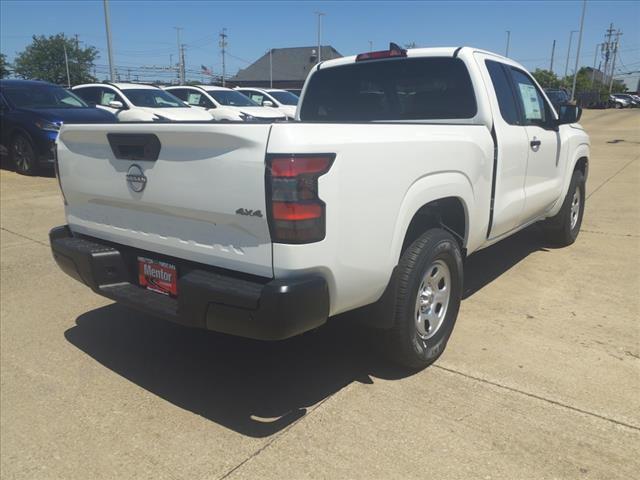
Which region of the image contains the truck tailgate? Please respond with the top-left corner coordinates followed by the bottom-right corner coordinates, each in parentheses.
top-left (56, 123), bottom-right (273, 277)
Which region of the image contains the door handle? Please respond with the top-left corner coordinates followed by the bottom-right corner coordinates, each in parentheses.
top-left (530, 137), bottom-right (541, 150)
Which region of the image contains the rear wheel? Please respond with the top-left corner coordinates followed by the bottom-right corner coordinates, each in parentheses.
top-left (380, 228), bottom-right (463, 370)
top-left (11, 134), bottom-right (38, 176)
top-left (542, 170), bottom-right (585, 246)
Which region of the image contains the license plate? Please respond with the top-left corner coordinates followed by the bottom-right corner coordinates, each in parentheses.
top-left (138, 257), bottom-right (178, 296)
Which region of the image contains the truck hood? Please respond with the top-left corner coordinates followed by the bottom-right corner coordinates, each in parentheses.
top-left (20, 107), bottom-right (116, 123)
top-left (136, 107), bottom-right (213, 121)
top-left (227, 106), bottom-right (287, 119)
top-left (278, 105), bottom-right (297, 119)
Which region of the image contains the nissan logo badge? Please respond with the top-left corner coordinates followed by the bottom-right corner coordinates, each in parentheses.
top-left (126, 164), bottom-right (147, 193)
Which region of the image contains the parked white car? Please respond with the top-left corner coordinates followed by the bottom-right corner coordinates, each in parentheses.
top-left (234, 87), bottom-right (298, 119)
top-left (52, 46), bottom-right (589, 369)
top-left (164, 85), bottom-right (287, 122)
top-left (72, 83), bottom-right (212, 122)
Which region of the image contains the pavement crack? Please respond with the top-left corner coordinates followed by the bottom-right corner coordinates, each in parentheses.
top-left (434, 365), bottom-right (640, 431)
top-left (587, 155), bottom-right (639, 200)
top-left (0, 226), bottom-right (49, 247)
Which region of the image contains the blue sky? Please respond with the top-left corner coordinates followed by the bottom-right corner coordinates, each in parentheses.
top-left (1, 0), bottom-right (639, 84)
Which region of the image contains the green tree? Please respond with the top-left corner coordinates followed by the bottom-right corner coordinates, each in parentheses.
top-left (0, 53), bottom-right (10, 78)
top-left (531, 69), bottom-right (560, 88)
top-left (13, 34), bottom-right (98, 85)
top-left (563, 68), bottom-right (627, 94)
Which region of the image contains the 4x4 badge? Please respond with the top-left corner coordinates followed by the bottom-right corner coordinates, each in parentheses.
top-left (235, 208), bottom-right (263, 218)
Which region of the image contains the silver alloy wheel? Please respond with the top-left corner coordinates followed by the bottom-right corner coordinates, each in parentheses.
top-left (415, 259), bottom-right (451, 340)
top-left (570, 188), bottom-right (581, 230)
top-left (13, 136), bottom-right (33, 173)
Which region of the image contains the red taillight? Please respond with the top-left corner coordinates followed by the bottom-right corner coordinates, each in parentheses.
top-left (272, 202), bottom-right (322, 221)
top-left (356, 48), bottom-right (407, 62)
top-left (266, 154), bottom-right (334, 244)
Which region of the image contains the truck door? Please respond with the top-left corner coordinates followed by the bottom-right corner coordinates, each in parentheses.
top-left (475, 55), bottom-right (529, 238)
top-left (508, 68), bottom-right (562, 222)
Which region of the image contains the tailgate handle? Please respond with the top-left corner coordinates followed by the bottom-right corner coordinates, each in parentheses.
top-left (107, 133), bottom-right (161, 161)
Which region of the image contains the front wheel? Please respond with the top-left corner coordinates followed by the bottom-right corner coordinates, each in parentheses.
top-left (11, 134), bottom-right (38, 176)
top-left (380, 228), bottom-right (463, 370)
top-left (542, 170), bottom-right (585, 246)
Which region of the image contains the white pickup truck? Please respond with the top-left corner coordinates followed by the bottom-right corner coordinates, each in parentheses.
top-left (50, 46), bottom-right (589, 369)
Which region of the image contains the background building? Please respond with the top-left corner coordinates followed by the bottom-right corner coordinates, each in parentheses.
top-left (230, 45), bottom-right (342, 89)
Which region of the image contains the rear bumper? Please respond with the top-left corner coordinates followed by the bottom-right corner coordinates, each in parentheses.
top-left (49, 225), bottom-right (329, 340)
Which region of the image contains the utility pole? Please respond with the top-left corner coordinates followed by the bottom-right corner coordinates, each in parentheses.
top-left (62, 40), bottom-right (71, 87)
top-left (269, 49), bottom-right (273, 88)
top-left (103, 0), bottom-right (116, 81)
top-left (609, 29), bottom-right (622, 93)
top-left (174, 27), bottom-right (184, 84)
top-left (570, 0), bottom-right (586, 102)
top-left (602, 23), bottom-right (615, 88)
top-left (180, 44), bottom-right (186, 84)
top-left (315, 12), bottom-right (325, 64)
top-left (564, 30), bottom-right (578, 81)
top-left (505, 30), bottom-right (511, 57)
top-left (369, 40), bottom-right (373, 52)
top-left (550, 40), bottom-right (556, 72)
top-left (219, 28), bottom-right (227, 86)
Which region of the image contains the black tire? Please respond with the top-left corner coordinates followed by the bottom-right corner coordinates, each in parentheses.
top-left (380, 228), bottom-right (463, 370)
top-left (11, 133), bottom-right (39, 176)
top-left (542, 170), bottom-right (585, 246)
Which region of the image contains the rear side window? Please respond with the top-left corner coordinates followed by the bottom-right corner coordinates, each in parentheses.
top-left (168, 88), bottom-right (189, 101)
top-left (300, 57), bottom-right (477, 122)
top-left (485, 60), bottom-right (520, 125)
top-left (74, 86), bottom-right (100, 105)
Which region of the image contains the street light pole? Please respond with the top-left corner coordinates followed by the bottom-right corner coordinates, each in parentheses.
top-left (591, 43), bottom-right (600, 88)
top-left (505, 30), bottom-right (511, 57)
top-left (63, 41), bottom-right (71, 87)
top-left (570, 0), bottom-right (587, 102)
top-left (103, 0), bottom-right (116, 81)
top-left (564, 30), bottom-right (578, 81)
top-left (315, 12), bottom-right (325, 64)
top-left (269, 49), bottom-right (273, 88)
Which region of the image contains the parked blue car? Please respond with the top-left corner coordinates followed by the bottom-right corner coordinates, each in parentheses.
top-left (0, 79), bottom-right (117, 175)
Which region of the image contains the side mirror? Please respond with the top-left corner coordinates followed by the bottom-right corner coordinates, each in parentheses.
top-left (557, 104), bottom-right (582, 125)
top-left (183, 101), bottom-right (190, 107)
top-left (108, 100), bottom-right (124, 109)
top-left (262, 100), bottom-right (274, 107)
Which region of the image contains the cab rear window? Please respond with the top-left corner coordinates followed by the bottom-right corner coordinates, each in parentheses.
top-left (300, 57), bottom-right (477, 122)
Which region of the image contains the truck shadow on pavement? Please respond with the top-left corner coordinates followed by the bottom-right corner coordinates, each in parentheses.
top-left (65, 307), bottom-right (401, 438)
top-left (64, 224), bottom-right (554, 437)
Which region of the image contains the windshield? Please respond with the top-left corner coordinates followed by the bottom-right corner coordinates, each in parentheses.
top-left (269, 90), bottom-right (299, 105)
top-left (207, 90), bottom-right (258, 107)
top-left (3, 85), bottom-right (88, 109)
top-left (300, 57), bottom-right (477, 121)
top-left (123, 89), bottom-right (185, 108)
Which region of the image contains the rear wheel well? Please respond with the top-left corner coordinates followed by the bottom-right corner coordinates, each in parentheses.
top-left (401, 197), bottom-right (466, 257)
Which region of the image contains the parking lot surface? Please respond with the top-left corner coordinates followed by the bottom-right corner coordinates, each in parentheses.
top-left (1, 109), bottom-right (639, 479)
